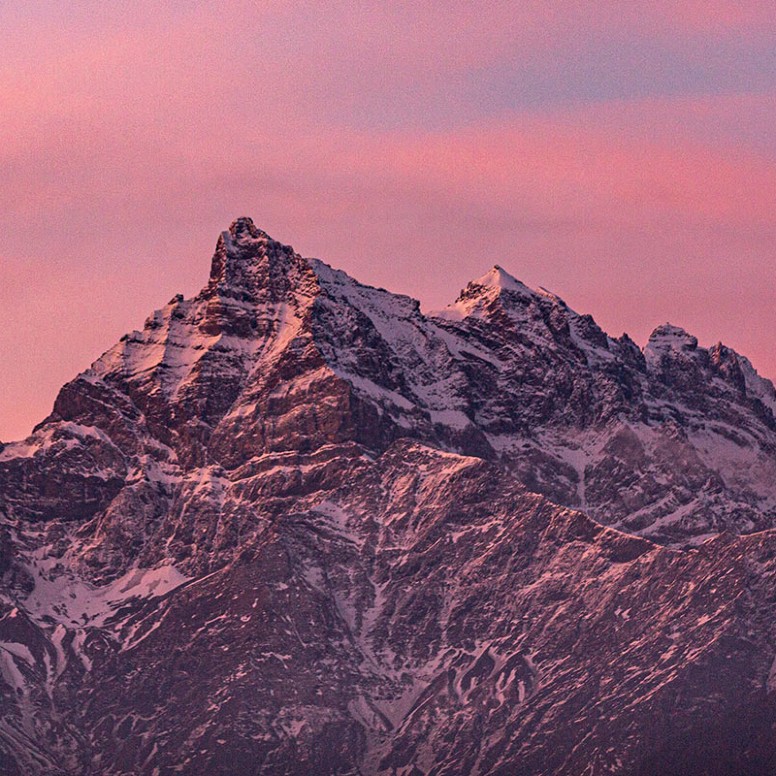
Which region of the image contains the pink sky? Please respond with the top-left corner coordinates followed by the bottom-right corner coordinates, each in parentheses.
top-left (2, 1), bottom-right (775, 441)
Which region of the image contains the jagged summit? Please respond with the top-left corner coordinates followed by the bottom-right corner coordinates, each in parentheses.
top-left (463, 264), bottom-right (536, 303)
top-left (227, 215), bottom-right (265, 240)
top-left (646, 322), bottom-right (699, 351)
top-left (476, 264), bottom-right (529, 292)
top-left (206, 217), bottom-right (301, 298)
top-left (205, 218), bottom-right (551, 326)
top-left (434, 264), bottom-right (538, 321)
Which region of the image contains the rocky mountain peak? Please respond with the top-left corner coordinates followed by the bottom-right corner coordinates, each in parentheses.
top-left (228, 215), bottom-right (264, 240)
top-left (206, 217), bottom-right (301, 300)
top-left (479, 264), bottom-right (528, 292)
top-left (465, 265), bottom-right (534, 302)
top-left (645, 323), bottom-right (698, 353)
top-left (643, 323), bottom-right (708, 390)
top-left (435, 264), bottom-right (537, 321)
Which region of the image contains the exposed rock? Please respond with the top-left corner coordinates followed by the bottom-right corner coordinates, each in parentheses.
top-left (2, 220), bottom-right (776, 774)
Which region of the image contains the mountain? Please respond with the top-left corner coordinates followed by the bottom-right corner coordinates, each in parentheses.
top-left (1, 217), bottom-right (776, 774)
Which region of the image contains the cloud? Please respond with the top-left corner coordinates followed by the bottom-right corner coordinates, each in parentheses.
top-left (1, 2), bottom-right (775, 439)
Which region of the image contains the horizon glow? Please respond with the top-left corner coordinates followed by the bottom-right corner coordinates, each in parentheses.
top-left (1, 1), bottom-right (775, 441)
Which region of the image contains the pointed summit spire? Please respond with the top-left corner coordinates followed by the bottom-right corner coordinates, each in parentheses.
top-left (433, 263), bottom-right (538, 320)
top-left (206, 217), bottom-right (298, 298)
top-left (474, 265), bottom-right (530, 293)
top-left (645, 323), bottom-right (698, 353)
top-left (228, 216), bottom-right (263, 240)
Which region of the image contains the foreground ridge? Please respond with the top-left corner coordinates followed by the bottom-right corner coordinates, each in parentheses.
top-left (1, 219), bottom-right (776, 775)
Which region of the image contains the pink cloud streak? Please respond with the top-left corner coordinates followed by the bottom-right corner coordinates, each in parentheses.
top-left (1, 3), bottom-right (775, 440)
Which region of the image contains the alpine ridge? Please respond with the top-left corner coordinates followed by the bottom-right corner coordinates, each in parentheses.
top-left (2, 218), bottom-right (776, 774)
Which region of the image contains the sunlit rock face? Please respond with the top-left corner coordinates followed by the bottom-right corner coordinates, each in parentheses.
top-left (2, 220), bottom-right (776, 775)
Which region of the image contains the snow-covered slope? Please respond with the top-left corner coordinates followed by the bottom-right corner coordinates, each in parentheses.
top-left (2, 218), bottom-right (776, 774)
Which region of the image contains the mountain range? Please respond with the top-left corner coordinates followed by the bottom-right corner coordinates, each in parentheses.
top-left (2, 217), bottom-right (776, 774)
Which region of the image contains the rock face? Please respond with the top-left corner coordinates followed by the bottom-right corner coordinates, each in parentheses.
top-left (2, 217), bottom-right (776, 774)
